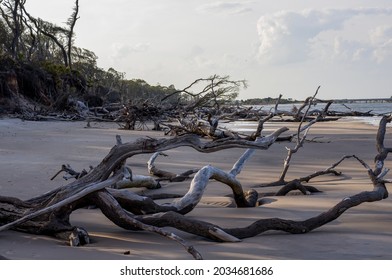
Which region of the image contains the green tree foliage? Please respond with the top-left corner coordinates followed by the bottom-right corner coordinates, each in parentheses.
top-left (0, 0), bottom-right (243, 112)
top-left (0, 0), bottom-right (79, 67)
top-left (241, 97), bottom-right (298, 105)
top-left (0, 0), bottom-right (23, 59)
top-left (0, 16), bottom-right (11, 55)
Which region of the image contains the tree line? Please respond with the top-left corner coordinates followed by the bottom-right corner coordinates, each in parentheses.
top-left (0, 0), bottom-right (245, 116)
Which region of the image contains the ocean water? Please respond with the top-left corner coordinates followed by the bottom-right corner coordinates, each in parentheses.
top-left (260, 102), bottom-right (392, 126)
top-left (223, 102), bottom-right (392, 132)
top-left (260, 102), bottom-right (392, 115)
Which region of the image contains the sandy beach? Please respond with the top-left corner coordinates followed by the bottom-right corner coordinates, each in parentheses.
top-left (0, 117), bottom-right (391, 260)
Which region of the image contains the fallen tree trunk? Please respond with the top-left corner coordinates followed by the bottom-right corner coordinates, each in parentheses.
top-left (0, 126), bottom-right (288, 259)
top-left (147, 152), bottom-right (199, 182)
top-left (0, 115), bottom-right (391, 260)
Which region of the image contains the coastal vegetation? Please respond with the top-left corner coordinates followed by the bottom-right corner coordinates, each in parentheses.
top-left (0, 0), bottom-right (250, 121)
top-left (1, 0), bottom-right (392, 260)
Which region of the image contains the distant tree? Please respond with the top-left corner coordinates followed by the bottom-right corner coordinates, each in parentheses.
top-left (0, 14), bottom-right (12, 54)
top-left (0, 0), bottom-right (187, 111)
top-left (3, 0), bottom-right (79, 68)
top-left (21, 7), bottom-right (68, 66)
top-left (0, 0), bottom-right (24, 59)
top-left (161, 74), bottom-right (247, 110)
top-left (66, 0), bottom-right (79, 69)
top-left (71, 47), bottom-right (102, 90)
top-left (241, 97), bottom-right (298, 105)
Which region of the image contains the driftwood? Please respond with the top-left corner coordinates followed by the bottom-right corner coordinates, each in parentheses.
top-left (159, 91), bottom-right (336, 142)
top-left (0, 127), bottom-right (287, 259)
top-left (5, 85), bottom-right (386, 132)
top-left (254, 88), bottom-right (335, 193)
top-left (1, 109), bottom-right (391, 259)
top-left (147, 152), bottom-right (199, 182)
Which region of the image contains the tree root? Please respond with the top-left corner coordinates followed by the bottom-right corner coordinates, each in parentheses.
top-left (0, 116), bottom-right (391, 260)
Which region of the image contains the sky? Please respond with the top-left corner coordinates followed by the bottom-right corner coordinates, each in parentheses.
top-left (24, 0), bottom-right (392, 100)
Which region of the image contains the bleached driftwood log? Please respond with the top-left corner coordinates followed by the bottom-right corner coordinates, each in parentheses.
top-left (0, 126), bottom-right (288, 259)
top-left (1, 114), bottom-right (391, 260)
top-left (147, 152), bottom-right (199, 182)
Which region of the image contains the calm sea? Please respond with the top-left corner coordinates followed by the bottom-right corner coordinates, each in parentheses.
top-left (260, 102), bottom-right (392, 115)
top-left (225, 102), bottom-right (392, 131)
top-left (262, 102), bottom-right (392, 126)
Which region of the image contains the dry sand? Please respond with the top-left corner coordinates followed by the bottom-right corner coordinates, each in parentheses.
top-left (0, 117), bottom-right (391, 260)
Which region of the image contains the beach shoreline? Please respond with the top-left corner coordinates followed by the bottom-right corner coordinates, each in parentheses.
top-left (1, 117), bottom-right (391, 260)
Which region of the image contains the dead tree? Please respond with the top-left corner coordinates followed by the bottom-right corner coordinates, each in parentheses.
top-left (0, 0), bottom-right (23, 59)
top-left (0, 114), bottom-right (391, 259)
top-left (115, 100), bottom-right (165, 130)
top-left (0, 128), bottom-right (287, 259)
top-left (254, 88), bottom-right (337, 192)
top-left (147, 152), bottom-right (199, 182)
top-left (160, 75), bottom-right (247, 112)
top-left (66, 0), bottom-right (79, 69)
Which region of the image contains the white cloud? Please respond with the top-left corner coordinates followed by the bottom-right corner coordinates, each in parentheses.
top-left (369, 25), bottom-right (392, 63)
top-left (372, 38), bottom-right (392, 63)
top-left (256, 8), bottom-right (392, 64)
top-left (130, 43), bottom-right (151, 53)
top-left (185, 45), bottom-right (213, 68)
top-left (312, 25), bottom-right (392, 64)
top-left (308, 35), bottom-right (372, 63)
top-left (110, 42), bottom-right (150, 61)
top-left (188, 45), bottom-right (205, 57)
top-left (370, 25), bottom-right (392, 44)
top-left (185, 45), bottom-right (247, 71)
top-left (198, 1), bottom-right (253, 16)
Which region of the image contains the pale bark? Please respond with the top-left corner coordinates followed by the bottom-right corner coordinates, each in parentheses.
top-left (1, 115), bottom-right (391, 260)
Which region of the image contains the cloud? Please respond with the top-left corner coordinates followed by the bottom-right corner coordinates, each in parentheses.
top-left (198, 1), bottom-right (253, 16)
top-left (110, 42), bottom-right (150, 61)
top-left (186, 45), bottom-right (245, 70)
top-left (256, 8), bottom-right (392, 64)
top-left (185, 45), bottom-right (213, 68)
top-left (188, 45), bottom-right (205, 57)
top-left (311, 25), bottom-right (392, 64)
top-left (370, 25), bottom-right (392, 63)
top-left (129, 43), bottom-right (151, 53)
